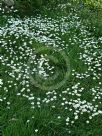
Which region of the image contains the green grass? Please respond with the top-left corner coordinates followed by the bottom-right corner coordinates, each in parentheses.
top-left (0, 1), bottom-right (102, 136)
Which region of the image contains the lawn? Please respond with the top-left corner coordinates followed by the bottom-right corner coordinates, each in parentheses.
top-left (0, 1), bottom-right (102, 136)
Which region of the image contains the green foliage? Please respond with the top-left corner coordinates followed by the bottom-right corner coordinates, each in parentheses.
top-left (15, 0), bottom-right (43, 14)
top-left (84, 0), bottom-right (102, 9)
top-left (73, 0), bottom-right (102, 9)
top-left (14, 0), bottom-right (65, 14)
top-left (0, 1), bottom-right (102, 136)
top-left (76, 1), bottom-right (102, 37)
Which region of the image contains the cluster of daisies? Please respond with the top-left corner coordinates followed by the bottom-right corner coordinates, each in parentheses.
top-left (0, 4), bottom-right (102, 134)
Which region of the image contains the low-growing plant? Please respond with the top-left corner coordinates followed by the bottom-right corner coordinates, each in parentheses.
top-left (84, 0), bottom-right (102, 9)
top-left (14, 0), bottom-right (66, 15)
top-left (77, 3), bottom-right (102, 37)
top-left (69, 0), bottom-right (102, 37)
